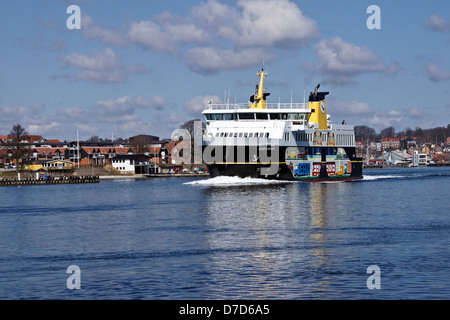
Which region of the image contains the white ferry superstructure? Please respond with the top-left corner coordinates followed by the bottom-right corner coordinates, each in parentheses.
top-left (201, 69), bottom-right (363, 181)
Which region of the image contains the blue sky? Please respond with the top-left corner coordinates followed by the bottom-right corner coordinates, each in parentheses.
top-left (1, 0), bottom-right (449, 141)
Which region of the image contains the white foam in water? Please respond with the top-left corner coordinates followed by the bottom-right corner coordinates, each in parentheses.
top-left (186, 174), bottom-right (405, 185)
top-left (184, 176), bottom-right (293, 186)
top-left (363, 175), bottom-right (403, 181)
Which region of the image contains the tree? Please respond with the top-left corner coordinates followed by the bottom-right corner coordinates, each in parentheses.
top-left (179, 119), bottom-right (205, 168)
top-left (405, 126), bottom-right (414, 137)
top-left (5, 123), bottom-right (29, 169)
top-left (380, 126), bottom-right (395, 138)
top-left (354, 125), bottom-right (377, 142)
top-left (129, 134), bottom-right (151, 154)
top-left (414, 127), bottom-right (423, 141)
top-left (179, 119), bottom-right (205, 138)
top-left (87, 135), bottom-right (100, 143)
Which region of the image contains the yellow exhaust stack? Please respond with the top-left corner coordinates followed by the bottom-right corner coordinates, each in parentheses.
top-left (308, 84), bottom-right (329, 130)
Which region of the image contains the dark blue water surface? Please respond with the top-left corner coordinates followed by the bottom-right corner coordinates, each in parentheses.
top-left (0, 166), bottom-right (449, 300)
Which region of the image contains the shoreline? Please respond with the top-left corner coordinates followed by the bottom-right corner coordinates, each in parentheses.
top-left (99, 173), bottom-right (209, 179)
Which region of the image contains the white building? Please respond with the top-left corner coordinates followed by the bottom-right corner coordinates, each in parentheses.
top-left (412, 151), bottom-right (427, 166)
top-left (111, 154), bottom-right (145, 173)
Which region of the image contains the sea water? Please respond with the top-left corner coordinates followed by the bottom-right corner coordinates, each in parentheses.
top-left (0, 166), bottom-right (449, 299)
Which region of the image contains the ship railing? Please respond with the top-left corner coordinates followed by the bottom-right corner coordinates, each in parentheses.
top-left (329, 123), bottom-right (355, 131)
top-left (205, 102), bottom-right (308, 110)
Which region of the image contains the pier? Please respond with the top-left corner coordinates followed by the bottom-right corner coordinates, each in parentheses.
top-left (0, 176), bottom-right (99, 186)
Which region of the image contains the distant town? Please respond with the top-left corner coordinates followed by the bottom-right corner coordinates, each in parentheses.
top-left (0, 122), bottom-right (202, 180)
top-left (0, 122), bottom-right (449, 181)
top-left (354, 124), bottom-right (450, 167)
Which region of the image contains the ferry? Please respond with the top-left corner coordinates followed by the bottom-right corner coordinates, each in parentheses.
top-left (201, 69), bottom-right (363, 181)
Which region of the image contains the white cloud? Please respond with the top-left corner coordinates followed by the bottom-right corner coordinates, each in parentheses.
top-left (73, 2), bottom-right (317, 75)
top-left (0, 104), bottom-right (65, 138)
top-left (426, 62), bottom-right (450, 82)
top-left (185, 47), bottom-right (272, 75)
top-left (365, 110), bottom-right (404, 129)
top-left (304, 37), bottom-right (399, 84)
top-left (82, 12), bottom-right (209, 53)
top-left (193, 0), bottom-right (318, 48)
top-left (405, 108), bottom-right (424, 119)
top-left (125, 63), bottom-right (152, 74)
top-left (74, 123), bottom-right (98, 136)
top-left (27, 122), bottom-right (60, 136)
top-left (128, 15), bottom-right (209, 53)
top-left (308, 37), bottom-right (387, 74)
top-left (58, 48), bottom-right (150, 83)
top-left (424, 15), bottom-right (450, 33)
top-left (233, 0), bottom-right (318, 47)
top-left (110, 120), bottom-right (154, 136)
top-left (82, 14), bottom-right (130, 47)
top-left (59, 48), bottom-right (127, 83)
top-left (191, 0), bottom-right (236, 38)
top-left (331, 100), bottom-right (372, 116)
top-left (128, 20), bottom-right (178, 53)
top-left (155, 12), bottom-right (210, 45)
top-left (59, 48), bottom-right (120, 71)
top-left (0, 104), bottom-right (44, 123)
top-left (95, 95), bottom-right (166, 122)
top-left (184, 95), bottom-right (223, 115)
top-left (73, 69), bottom-right (126, 83)
top-left (54, 107), bottom-right (86, 123)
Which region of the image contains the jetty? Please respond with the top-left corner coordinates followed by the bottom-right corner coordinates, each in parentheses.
top-left (0, 176), bottom-right (99, 186)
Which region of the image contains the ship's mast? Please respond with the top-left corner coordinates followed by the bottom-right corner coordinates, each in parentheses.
top-left (250, 68), bottom-right (270, 109)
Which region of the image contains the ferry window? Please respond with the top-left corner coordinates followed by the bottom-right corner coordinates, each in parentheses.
top-left (269, 113), bottom-right (281, 120)
top-left (239, 133), bottom-right (243, 137)
top-left (256, 113), bottom-right (268, 120)
top-left (211, 114), bottom-right (223, 120)
top-left (308, 147), bottom-right (321, 155)
top-left (223, 113), bottom-right (235, 120)
top-left (239, 113), bottom-right (255, 120)
top-left (249, 133), bottom-right (253, 138)
top-left (265, 133), bottom-right (270, 138)
top-left (288, 113), bottom-right (305, 120)
top-left (204, 114), bottom-right (212, 121)
top-left (280, 113), bottom-right (289, 120)
top-left (234, 133), bottom-right (238, 137)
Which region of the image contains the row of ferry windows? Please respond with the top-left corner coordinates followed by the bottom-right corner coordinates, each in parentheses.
top-left (215, 132), bottom-right (270, 138)
top-left (212, 131), bottom-right (353, 144)
top-left (292, 132), bottom-right (354, 145)
top-left (205, 113), bottom-right (307, 121)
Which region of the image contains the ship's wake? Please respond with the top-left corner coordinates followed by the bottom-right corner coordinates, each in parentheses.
top-left (184, 176), bottom-right (293, 187)
top-left (362, 174), bottom-right (403, 181)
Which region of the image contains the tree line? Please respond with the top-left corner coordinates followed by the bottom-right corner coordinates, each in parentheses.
top-left (355, 124), bottom-right (450, 144)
